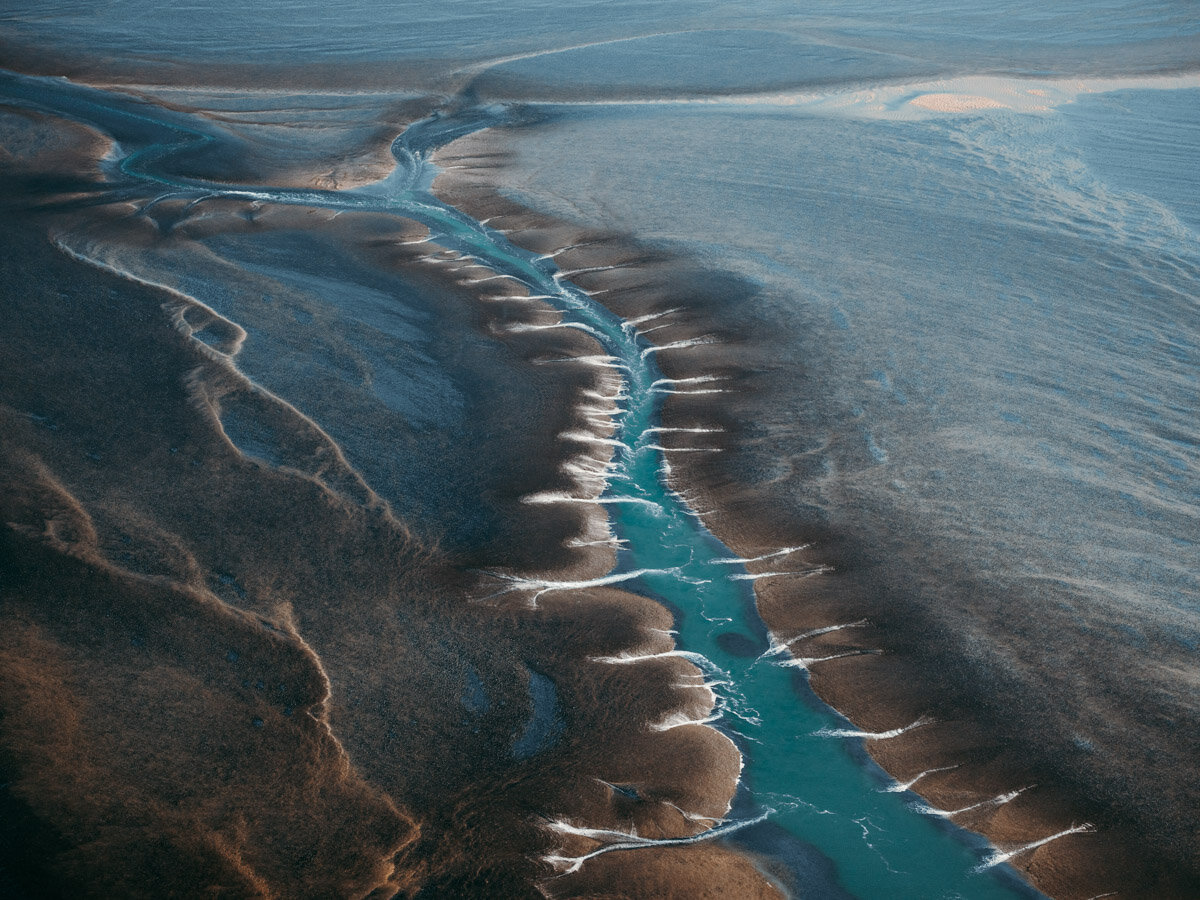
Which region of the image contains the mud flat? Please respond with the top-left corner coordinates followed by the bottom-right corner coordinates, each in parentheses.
top-left (432, 124), bottom-right (1200, 900)
top-left (0, 92), bottom-right (777, 897)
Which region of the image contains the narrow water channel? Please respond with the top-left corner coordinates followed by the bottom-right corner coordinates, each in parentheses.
top-left (1, 71), bottom-right (1049, 898)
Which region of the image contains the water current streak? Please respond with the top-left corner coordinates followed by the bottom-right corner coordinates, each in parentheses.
top-left (0, 69), bottom-right (1052, 899)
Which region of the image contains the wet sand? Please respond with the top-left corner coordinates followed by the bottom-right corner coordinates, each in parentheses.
top-left (0, 96), bottom-right (778, 897)
top-left (431, 127), bottom-right (1200, 900)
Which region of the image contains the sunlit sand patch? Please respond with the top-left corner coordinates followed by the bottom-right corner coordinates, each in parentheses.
top-left (909, 93), bottom-right (1010, 113)
top-left (529, 71), bottom-right (1200, 123)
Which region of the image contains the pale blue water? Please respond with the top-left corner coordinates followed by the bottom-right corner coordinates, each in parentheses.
top-left (2, 0), bottom-right (1198, 894)
top-left (1065, 87), bottom-right (1200, 233)
top-left (4, 0), bottom-right (1198, 74)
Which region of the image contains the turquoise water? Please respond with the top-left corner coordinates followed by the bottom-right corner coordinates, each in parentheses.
top-left (489, 87), bottom-right (1200, 855)
top-left (394, 110), bottom-right (1046, 900)
top-left (3, 0), bottom-right (1198, 893)
top-left (0, 69), bottom-right (1051, 896)
top-left (4, 0), bottom-right (1197, 75)
top-left (393, 108), bottom-right (1047, 900)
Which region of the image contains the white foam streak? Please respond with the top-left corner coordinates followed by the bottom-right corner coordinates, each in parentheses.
top-left (542, 811), bottom-right (771, 875)
top-left (566, 536), bottom-right (629, 549)
top-left (546, 820), bottom-right (645, 842)
top-left (482, 293), bottom-right (540, 303)
top-left (650, 375), bottom-right (724, 388)
top-left (625, 308), bottom-right (681, 328)
top-left (816, 715), bottom-right (932, 740)
top-left (658, 800), bottom-right (720, 826)
top-left (561, 456), bottom-right (612, 476)
top-left (535, 242), bottom-right (597, 261)
top-left (490, 567), bottom-right (679, 602)
top-left (641, 336), bottom-right (716, 358)
top-left (505, 321), bottom-right (602, 339)
top-left (730, 566), bottom-right (828, 581)
top-left (591, 648), bottom-right (713, 666)
top-left (461, 272), bottom-right (523, 284)
top-left (713, 546), bottom-right (808, 566)
top-left (762, 618), bottom-right (868, 658)
top-left (637, 323), bottom-right (673, 336)
top-left (915, 787), bottom-right (1028, 818)
top-left (538, 354), bottom-right (629, 371)
top-left (649, 710), bottom-right (721, 731)
top-left (522, 492), bottom-right (660, 515)
top-left (975, 824), bottom-right (1096, 871)
top-left (560, 430), bottom-right (626, 449)
top-left (882, 764), bottom-right (960, 794)
top-left (777, 651), bottom-right (862, 669)
top-left (580, 387), bottom-right (627, 402)
top-left (557, 263), bottom-right (626, 277)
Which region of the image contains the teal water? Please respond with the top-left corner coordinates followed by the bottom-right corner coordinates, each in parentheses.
top-left (3, 0), bottom-right (1198, 893)
top-left (396, 109), bottom-right (1047, 900)
top-left (0, 69), bottom-right (1051, 897)
top-left (4, 0), bottom-right (1197, 75)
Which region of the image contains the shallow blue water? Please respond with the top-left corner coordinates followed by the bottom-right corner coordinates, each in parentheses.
top-left (4, 0), bottom-right (1198, 75)
top-left (1064, 88), bottom-right (1200, 234)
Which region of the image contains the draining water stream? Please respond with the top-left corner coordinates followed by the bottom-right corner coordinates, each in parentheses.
top-left (2, 69), bottom-right (1055, 898)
